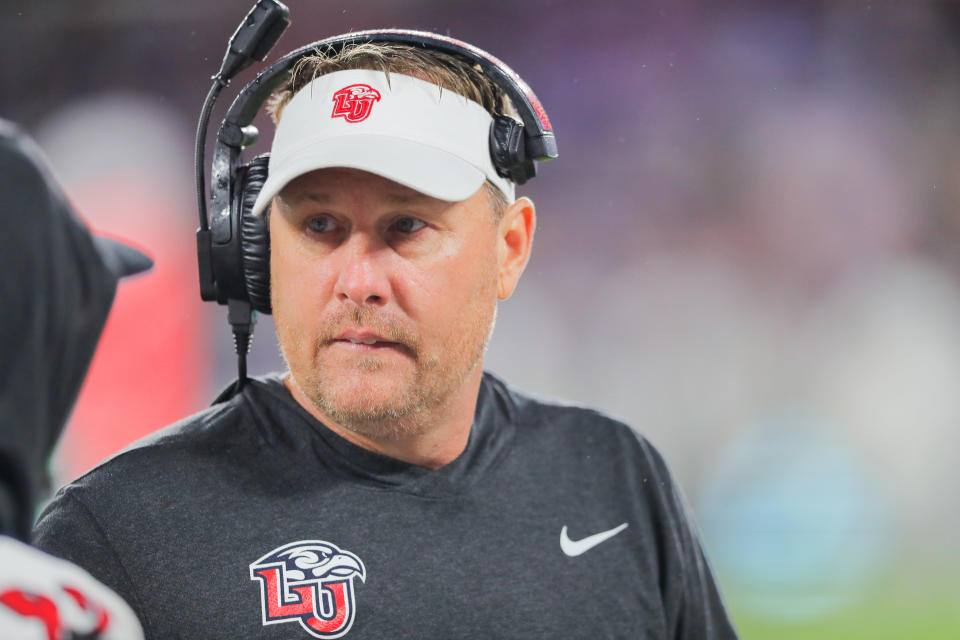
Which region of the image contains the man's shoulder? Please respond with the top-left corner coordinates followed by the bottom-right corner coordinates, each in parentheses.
top-left (483, 373), bottom-right (679, 509)
top-left (58, 376), bottom-right (277, 496)
top-left (484, 371), bottom-right (658, 455)
top-left (486, 371), bottom-right (636, 428)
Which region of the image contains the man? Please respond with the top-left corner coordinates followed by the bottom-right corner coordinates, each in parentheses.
top-left (34, 41), bottom-right (738, 638)
top-left (0, 120), bottom-right (146, 638)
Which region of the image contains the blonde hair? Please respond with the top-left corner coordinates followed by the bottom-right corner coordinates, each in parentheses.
top-left (266, 41), bottom-right (516, 219)
top-left (267, 42), bottom-right (517, 123)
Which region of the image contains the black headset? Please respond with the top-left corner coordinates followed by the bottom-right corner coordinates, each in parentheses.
top-left (195, 0), bottom-right (557, 387)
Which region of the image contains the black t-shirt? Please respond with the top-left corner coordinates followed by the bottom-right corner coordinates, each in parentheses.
top-left (33, 373), bottom-right (738, 639)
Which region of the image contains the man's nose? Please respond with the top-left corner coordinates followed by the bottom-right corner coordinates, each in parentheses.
top-left (333, 236), bottom-right (391, 307)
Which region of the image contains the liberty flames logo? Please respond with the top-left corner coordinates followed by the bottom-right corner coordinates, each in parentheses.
top-left (250, 540), bottom-right (366, 638)
top-left (331, 84), bottom-right (381, 123)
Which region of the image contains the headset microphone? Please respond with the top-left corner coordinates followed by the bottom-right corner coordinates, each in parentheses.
top-left (195, 0), bottom-right (290, 393)
top-left (218, 0), bottom-right (291, 80)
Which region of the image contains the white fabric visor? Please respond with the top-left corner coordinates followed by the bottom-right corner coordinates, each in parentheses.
top-left (251, 69), bottom-right (515, 216)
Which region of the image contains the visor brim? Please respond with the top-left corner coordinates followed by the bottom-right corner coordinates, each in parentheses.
top-left (251, 134), bottom-right (489, 216)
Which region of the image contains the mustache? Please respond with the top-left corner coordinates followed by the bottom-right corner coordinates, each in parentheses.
top-left (316, 307), bottom-right (419, 353)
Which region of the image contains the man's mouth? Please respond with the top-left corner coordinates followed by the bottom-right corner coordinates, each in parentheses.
top-left (330, 329), bottom-right (408, 353)
top-left (336, 338), bottom-right (396, 348)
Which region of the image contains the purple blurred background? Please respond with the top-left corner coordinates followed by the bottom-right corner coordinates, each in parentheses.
top-left (3, 0), bottom-right (960, 634)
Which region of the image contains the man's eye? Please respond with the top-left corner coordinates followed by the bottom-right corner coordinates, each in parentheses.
top-left (307, 216), bottom-right (337, 233)
top-left (391, 217), bottom-right (426, 234)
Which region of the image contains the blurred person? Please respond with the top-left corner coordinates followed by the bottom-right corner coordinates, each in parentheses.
top-left (35, 94), bottom-right (211, 483)
top-left (32, 18), bottom-right (738, 639)
top-left (0, 120), bottom-right (146, 638)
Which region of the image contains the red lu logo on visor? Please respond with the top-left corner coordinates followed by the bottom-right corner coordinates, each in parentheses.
top-left (331, 84), bottom-right (382, 123)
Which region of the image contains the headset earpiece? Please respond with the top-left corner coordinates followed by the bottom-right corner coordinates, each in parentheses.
top-left (238, 154), bottom-right (272, 314)
top-left (490, 115), bottom-right (535, 185)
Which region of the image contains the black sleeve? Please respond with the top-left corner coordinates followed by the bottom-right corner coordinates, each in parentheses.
top-left (637, 436), bottom-right (740, 640)
top-left (32, 487), bottom-right (150, 633)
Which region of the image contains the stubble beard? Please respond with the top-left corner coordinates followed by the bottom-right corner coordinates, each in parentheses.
top-left (277, 302), bottom-right (497, 442)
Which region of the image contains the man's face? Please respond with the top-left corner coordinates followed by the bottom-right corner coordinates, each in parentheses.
top-left (270, 168), bottom-right (502, 439)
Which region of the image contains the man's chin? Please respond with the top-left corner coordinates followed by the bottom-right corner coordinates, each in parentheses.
top-left (321, 394), bottom-right (413, 422)
top-left (308, 376), bottom-right (424, 433)
top-left (317, 397), bottom-right (430, 441)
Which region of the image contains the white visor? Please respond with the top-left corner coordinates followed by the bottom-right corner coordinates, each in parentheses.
top-left (251, 69), bottom-right (516, 216)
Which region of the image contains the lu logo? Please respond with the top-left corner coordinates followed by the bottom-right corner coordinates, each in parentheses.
top-left (250, 540), bottom-right (366, 639)
top-left (331, 84), bottom-right (382, 123)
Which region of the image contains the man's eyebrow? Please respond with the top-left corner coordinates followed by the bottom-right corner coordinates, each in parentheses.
top-left (279, 192), bottom-right (332, 205)
top-left (384, 191), bottom-right (436, 206)
top-left (278, 191), bottom-right (435, 206)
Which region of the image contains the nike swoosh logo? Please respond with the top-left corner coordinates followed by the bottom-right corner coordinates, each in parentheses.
top-left (560, 523), bottom-right (629, 557)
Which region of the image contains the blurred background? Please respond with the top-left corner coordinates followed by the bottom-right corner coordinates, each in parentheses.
top-left (2, 0), bottom-right (959, 636)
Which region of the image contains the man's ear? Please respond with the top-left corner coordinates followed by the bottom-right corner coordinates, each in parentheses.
top-left (496, 196), bottom-right (536, 300)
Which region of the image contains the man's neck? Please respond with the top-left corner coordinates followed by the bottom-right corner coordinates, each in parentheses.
top-left (283, 368), bottom-right (483, 470)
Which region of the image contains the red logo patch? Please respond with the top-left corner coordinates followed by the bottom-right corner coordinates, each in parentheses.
top-left (331, 84), bottom-right (382, 123)
top-left (251, 540), bottom-right (366, 639)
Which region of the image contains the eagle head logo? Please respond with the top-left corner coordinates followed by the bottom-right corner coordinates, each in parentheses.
top-left (250, 540), bottom-right (366, 638)
top-left (331, 84), bottom-right (382, 123)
